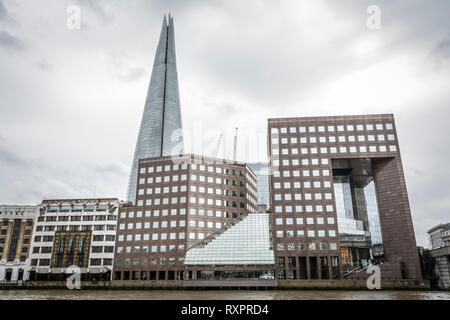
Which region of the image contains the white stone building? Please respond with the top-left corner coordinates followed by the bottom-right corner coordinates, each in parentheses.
top-left (0, 205), bottom-right (38, 282)
top-left (26, 198), bottom-right (121, 281)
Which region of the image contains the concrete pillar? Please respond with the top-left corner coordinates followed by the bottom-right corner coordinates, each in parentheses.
top-left (328, 256), bottom-right (333, 279)
top-left (0, 266), bottom-right (5, 281)
top-left (23, 268), bottom-right (30, 281)
top-left (296, 256), bottom-right (300, 279)
top-left (306, 255), bottom-right (311, 280)
top-left (11, 266), bottom-right (19, 281)
top-left (317, 258), bottom-right (322, 280)
top-left (284, 257), bottom-right (288, 279)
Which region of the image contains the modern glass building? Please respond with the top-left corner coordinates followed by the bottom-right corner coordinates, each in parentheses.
top-left (332, 158), bottom-right (384, 270)
top-left (126, 14), bottom-right (184, 204)
top-left (184, 212), bottom-right (275, 280)
top-left (248, 162), bottom-right (270, 210)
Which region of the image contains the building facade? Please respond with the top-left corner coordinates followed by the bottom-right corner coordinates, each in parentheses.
top-left (27, 198), bottom-right (120, 281)
top-left (248, 162), bottom-right (270, 210)
top-left (127, 14), bottom-right (184, 204)
top-left (428, 223), bottom-right (450, 288)
top-left (184, 211), bottom-right (275, 281)
top-left (268, 114), bottom-right (422, 280)
top-left (0, 205), bottom-right (37, 282)
top-left (114, 154), bottom-right (258, 281)
top-left (428, 223), bottom-right (450, 249)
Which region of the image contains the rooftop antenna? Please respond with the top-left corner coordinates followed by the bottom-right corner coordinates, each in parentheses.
top-left (233, 127), bottom-right (238, 162)
top-left (213, 133), bottom-right (223, 158)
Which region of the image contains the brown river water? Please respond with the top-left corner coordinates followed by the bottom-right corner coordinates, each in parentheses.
top-left (0, 289), bottom-right (449, 300)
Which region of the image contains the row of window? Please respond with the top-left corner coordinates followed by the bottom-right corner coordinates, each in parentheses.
top-left (274, 181), bottom-right (331, 191)
top-left (34, 225), bottom-right (116, 232)
top-left (119, 220), bottom-right (223, 230)
top-left (118, 232), bottom-right (186, 242)
top-left (271, 145), bottom-right (397, 156)
top-left (139, 163), bottom-right (247, 177)
top-left (275, 217), bottom-right (335, 225)
top-left (273, 134), bottom-right (395, 145)
top-left (35, 225), bottom-right (116, 232)
top-left (274, 169), bottom-right (330, 180)
top-left (32, 245), bottom-right (115, 254)
top-left (139, 186), bottom-right (246, 196)
top-left (138, 175), bottom-right (248, 188)
top-left (46, 204), bottom-right (110, 213)
top-left (273, 181), bottom-right (336, 192)
top-left (1, 229), bottom-right (31, 236)
top-left (34, 232), bottom-right (114, 243)
top-left (117, 231), bottom-right (213, 242)
top-left (276, 229), bottom-right (337, 238)
top-left (38, 215), bottom-right (117, 222)
top-left (116, 256), bottom-right (184, 266)
top-left (0, 245), bottom-right (28, 253)
top-left (271, 123), bottom-right (393, 134)
top-left (276, 242), bottom-right (338, 251)
top-left (136, 197), bottom-right (246, 209)
top-left (271, 158), bottom-right (329, 167)
top-left (30, 258), bottom-right (112, 266)
top-left (275, 204), bottom-right (333, 213)
top-left (117, 244), bottom-right (185, 254)
top-left (1, 220), bottom-right (33, 226)
top-left (274, 192), bottom-right (333, 202)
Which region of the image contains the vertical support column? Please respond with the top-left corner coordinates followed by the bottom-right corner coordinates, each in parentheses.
top-left (0, 266), bottom-right (5, 281)
top-left (328, 256), bottom-right (333, 280)
top-left (306, 255), bottom-right (311, 280)
top-left (11, 266), bottom-right (19, 281)
top-left (296, 256), bottom-right (300, 279)
top-left (317, 257), bottom-right (322, 280)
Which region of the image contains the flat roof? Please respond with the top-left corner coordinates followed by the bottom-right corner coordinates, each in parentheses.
top-left (268, 113), bottom-right (395, 123)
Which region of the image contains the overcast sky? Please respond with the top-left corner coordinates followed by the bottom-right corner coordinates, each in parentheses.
top-left (0, 0), bottom-right (449, 247)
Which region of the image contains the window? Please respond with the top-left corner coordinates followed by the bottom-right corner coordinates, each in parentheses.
top-left (39, 259), bottom-right (50, 266)
top-left (93, 235), bottom-right (104, 241)
top-left (90, 258), bottom-right (102, 266)
top-left (92, 246), bottom-right (103, 253)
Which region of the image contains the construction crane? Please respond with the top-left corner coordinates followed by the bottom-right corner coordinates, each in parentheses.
top-left (213, 133), bottom-right (223, 158)
top-left (233, 127), bottom-right (238, 162)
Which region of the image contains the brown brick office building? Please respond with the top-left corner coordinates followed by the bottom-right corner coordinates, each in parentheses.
top-left (113, 154), bottom-right (258, 281)
top-left (268, 114), bottom-right (422, 280)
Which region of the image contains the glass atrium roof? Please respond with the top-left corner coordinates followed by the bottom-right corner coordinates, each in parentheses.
top-left (184, 212), bottom-right (274, 266)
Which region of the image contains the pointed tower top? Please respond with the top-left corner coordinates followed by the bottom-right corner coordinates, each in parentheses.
top-left (126, 13), bottom-right (184, 203)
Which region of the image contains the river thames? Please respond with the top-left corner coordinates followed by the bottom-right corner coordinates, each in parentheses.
top-left (1, 290), bottom-right (449, 300)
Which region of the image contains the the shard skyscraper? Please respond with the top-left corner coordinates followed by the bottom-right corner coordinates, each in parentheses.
top-left (126, 14), bottom-right (184, 204)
